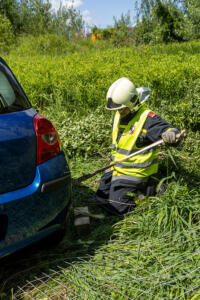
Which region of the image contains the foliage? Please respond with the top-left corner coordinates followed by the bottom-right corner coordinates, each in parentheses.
top-left (12, 34), bottom-right (94, 55)
top-left (92, 25), bottom-right (136, 47)
top-left (152, 1), bottom-right (187, 42)
top-left (0, 14), bottom-right (14, 51)
top-left (91, 10), bottom-right (136, 46)
top-left (136, 0), bottom-right (188, 44)
top-left (2, 0), bottom-right (200, 46)
top-left (0, 37), bottom-right (200, 300)
top-left (1, 38), bottom-right (199, 159)
top-left (16, 0), bottom-right (52, 35)
top-left (44, 108), bottom-right (112, 159)
top-left (113, 10), bottom-right (132, 28)
top-left (50, 5), bottom-right (84, 38)
top-left (0, 0), bottom-right (84, 37)
top-left (0, 0), bottom-right (52, 34)
top-left (92, 0), bottom-right (200, 46)
top-left (4, 38), bottom-right (200, 148)
top-left (0, 0), bottom-right (19, 32)
top-left (185, 0), bottom-right (200, 39)
top-left (50, 185), bottom-right (200, 299)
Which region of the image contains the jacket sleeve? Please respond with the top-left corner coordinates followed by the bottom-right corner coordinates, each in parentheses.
top-left (144, 113), bottom-right (179, 142)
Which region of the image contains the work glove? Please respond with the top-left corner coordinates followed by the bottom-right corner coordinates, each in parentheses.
top-left (161, 130), bottom-right (178, 144)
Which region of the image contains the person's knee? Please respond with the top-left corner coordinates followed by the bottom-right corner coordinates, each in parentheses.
top-left (109, 193), bottom-right (136, 215)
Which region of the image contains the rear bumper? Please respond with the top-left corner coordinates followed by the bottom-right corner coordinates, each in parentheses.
top-left (41, 175), bottom-right (70, 193)
top-left (0, 151), bottom-right (71, 205)
top-left (0, 151), bottom-right (72, 258)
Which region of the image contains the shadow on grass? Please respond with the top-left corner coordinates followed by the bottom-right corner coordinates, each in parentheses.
top-left (0, 184), bottom-right (119, 299)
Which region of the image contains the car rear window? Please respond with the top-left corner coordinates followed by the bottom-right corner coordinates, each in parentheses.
top-left (0, 63), bottom-right (31, 114)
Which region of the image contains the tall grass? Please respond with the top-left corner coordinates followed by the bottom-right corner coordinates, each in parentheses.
top-left (2, 37), bottom-right (200, 159)
top-left (14, 182), bottom-right (200, 299)
top-left (0, 36), bottom-right (199, 299)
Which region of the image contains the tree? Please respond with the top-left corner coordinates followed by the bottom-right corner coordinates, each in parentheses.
top-left (153, 0), bottom-right (186, 42)
top-left (50, 5), bottom-right (84, 38)
top-left (0, 0), bottom-right (19, 33)
top-left (135, 0), bottom-right (188, 44)
top-left (17, 0), bottom-right (52, 34)
top-left (113, 11), bottom-right (132, 29)
top-left (182, 0), bottom-right (200, 38)
top-left (0, 14), bottom-right (14, 49)
top-left (0, 0), bottom-right (52, 34)
top-left (0, 0), bottom-right (84, 38)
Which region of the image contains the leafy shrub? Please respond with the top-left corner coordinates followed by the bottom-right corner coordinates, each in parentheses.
top-left (0, 14), bottom-right (14, 51)
top-left (11, 34), bottom-right (97, 56)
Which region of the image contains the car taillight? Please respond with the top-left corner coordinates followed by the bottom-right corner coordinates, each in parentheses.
top-left (33, 114), bottom-right (61, 165)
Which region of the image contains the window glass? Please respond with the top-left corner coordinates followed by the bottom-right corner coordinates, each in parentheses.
top-left (0, 71), bottom-right (15, 106)
top-left (0, 65), bottom-right (30, 114)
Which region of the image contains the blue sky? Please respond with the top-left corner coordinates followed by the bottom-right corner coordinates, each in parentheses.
top-left (49, 0), bottom-right (138, 28)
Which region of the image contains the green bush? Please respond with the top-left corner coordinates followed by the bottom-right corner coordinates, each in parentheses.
top-left (0, 14), bottom-right (14, 51)
top-left (10, 34), bottom-right (97, 56)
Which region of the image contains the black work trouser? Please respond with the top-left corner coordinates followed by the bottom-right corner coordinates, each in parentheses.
top-left (95, 170), bottom-right (156, 216)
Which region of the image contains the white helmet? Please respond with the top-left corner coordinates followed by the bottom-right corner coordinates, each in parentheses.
top-left (106, 77), bottom-right (151, 111)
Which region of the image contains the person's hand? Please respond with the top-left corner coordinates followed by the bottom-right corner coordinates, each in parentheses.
top-left (161, 131), bottom-right (177, 144)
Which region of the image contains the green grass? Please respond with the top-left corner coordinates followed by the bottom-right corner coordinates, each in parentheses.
top-left (21, 133), bottom-right (198, 300)
top-left (0, 36), bottom-right (199, 299)
top-left (1, 142), bottom-right (199, 299)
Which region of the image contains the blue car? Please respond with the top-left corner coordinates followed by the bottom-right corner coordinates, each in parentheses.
top-left (0, 58), bottom-right (72, 258)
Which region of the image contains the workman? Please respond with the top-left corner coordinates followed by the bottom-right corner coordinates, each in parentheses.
top-left (95, 77), bottom-right (180, 216)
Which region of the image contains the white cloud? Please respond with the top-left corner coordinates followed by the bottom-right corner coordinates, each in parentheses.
top-left (50, 0), bottom-right (83, 11)
top-left (66, 0), bottom-right (83, 9)
top-left (82, 10), bottom-right (92, 25)
top-left (49, 0), bottom-right (60, 11)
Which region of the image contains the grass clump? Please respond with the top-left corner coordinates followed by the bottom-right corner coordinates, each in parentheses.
top-left (0, 37), bottom-right (199, 299)
top-left (15, 183), bottom-right (200, 299)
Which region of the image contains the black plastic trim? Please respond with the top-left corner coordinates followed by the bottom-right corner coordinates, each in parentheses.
top-left (41, 174), bottom-right (71, 193)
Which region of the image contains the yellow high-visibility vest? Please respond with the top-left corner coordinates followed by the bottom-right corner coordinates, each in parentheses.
top-left (111, 106), bottom-right (159, 182)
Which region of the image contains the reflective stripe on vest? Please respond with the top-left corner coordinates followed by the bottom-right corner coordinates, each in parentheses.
top-left (115, 158), bottom-right (158, 169)
top-left (112, 147), bottom-right (155, 156)
top-left (111, 106), bottom-right (159, 179)
top-left (112, 174), bottom-right (148, 183)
